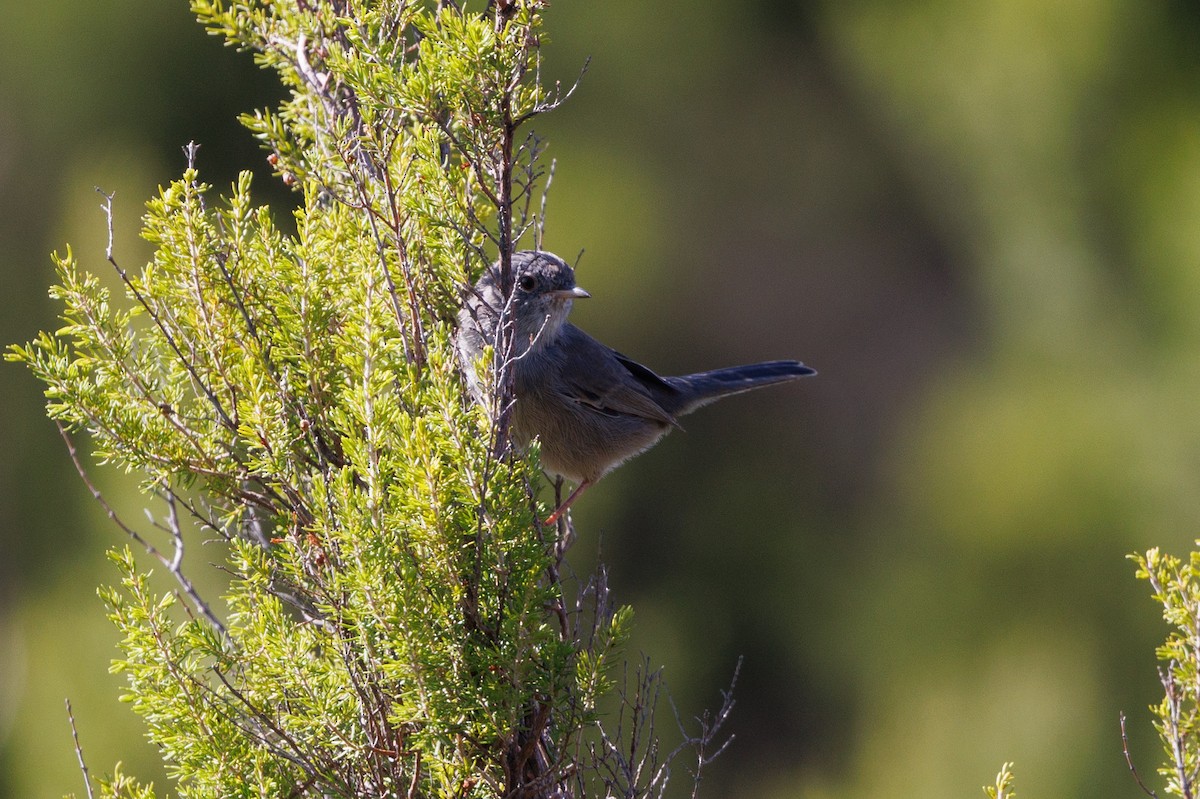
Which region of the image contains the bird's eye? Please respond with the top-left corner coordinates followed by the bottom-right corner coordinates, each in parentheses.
top-left (517, 275), bottom-right (536, 292)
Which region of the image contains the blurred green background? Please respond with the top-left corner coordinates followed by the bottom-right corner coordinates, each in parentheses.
top-left (3, 1), bottom-right (1199, 796)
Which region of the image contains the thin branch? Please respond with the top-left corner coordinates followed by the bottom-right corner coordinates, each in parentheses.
top-left (96, 185), bottom-right (237, 432)
top-left (66, 699), bottom-right (96, 799)
top-left (57, 421), bottom-right (228, 638)
top-left (210, 665), bottom-right (330, 780)
top-left (1121, 711), bottom-right (1159, 798)
top-left (536, 158), bottom-right (556, 251)
top-left (512, 57), bottom-right (590, 127)
top-left (1162, 664), bottom-right (1195, 799)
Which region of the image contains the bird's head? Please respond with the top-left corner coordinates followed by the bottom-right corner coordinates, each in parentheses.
top-left (494, 250), bottom-right (590, 351)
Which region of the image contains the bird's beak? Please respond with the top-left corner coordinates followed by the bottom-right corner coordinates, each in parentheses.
top-left (554, 287), bottom-right (590, 300)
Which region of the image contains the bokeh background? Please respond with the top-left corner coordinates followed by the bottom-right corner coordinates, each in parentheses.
top-left (3, 1), bottom-right (1200, 796)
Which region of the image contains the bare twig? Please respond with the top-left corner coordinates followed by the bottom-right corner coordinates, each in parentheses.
top-left (512, 57), bottom-right (590, 127)
top-left (673, 657), bottom-right (740, 799)
top-left (57, 421), bottom-right (228, 638)
top-left (536, 158), bottom-right (556, 251)
top-left (1121, 711), bottom-right (1159, 798)
top-left (66, 699), bottom-right (96, 799)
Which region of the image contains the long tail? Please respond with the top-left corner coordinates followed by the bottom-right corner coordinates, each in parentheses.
top-left (662, 360), bottom-right (816, 416)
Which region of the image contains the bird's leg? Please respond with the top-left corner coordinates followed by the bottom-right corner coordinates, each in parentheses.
top-left (549, 476), bottom-right (573, 560)
top-left (544, 479), bottom-right (591, 526)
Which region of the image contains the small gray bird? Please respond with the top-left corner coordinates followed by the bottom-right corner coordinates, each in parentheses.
top-left (456, 250), bottom-right (815, 523)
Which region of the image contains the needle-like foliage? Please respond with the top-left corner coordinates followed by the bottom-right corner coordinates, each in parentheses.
top-left (5, 2), bottom-right (745, 797)
top-left (1131, 547), bottom-right (1200, 799)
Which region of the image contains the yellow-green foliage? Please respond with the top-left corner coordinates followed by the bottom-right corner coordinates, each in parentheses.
top-left (10, 2), bottom-right (636, 797)
top-left (1133, 547), bottom-right (1200, 798)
